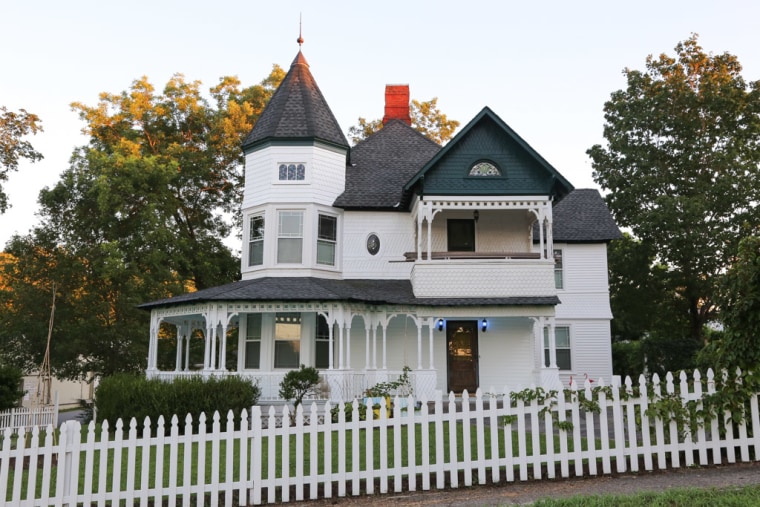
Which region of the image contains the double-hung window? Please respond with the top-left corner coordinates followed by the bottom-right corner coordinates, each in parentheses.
top-left (274, 313), bottom-right (301, 368)
top-left (248, 215), bottom-right (265, 266)
top-left (554, 249), bottom-right (564, 289)
top-left (315, 315), bottom-right (331, 369)
top-left (277, 211), bottom-right (303, 263)
top-left (544, 326), bottom-right (571, 370)
top-left (317, 214), bottom-right (337, 266)
top-left (245, 314), bottom-right (262, 369)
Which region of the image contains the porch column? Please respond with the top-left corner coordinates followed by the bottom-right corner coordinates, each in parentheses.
top-left (538, 212), bottom-right (546, 259)
top-left (426, 210), bottom-right (433, 260)
top-left (416, 209), bottom-right (424, 260)
top-left (364, 318), bottom-right (371, 370)
top-left (382, 323), bottom-right (388, 370)
top-left (428, 318), bottom-right (435, 369)
top-left (371, 321), bottom-right (378, 369)
top-left (548, 318), bottom-right (558, 369)
top-left (147, 317), bottom-right (159, 373)
top-left (184, 332), bottom-right (191, 371)
top-left (346, 324), bottom-right (352, 369)
top-left (203, 323), bottom-right (212, 370)
top-left (545, 213), bottom-right (554, 258)
top-left (218, 321), bottom-right (229, 371)
top-left (416, 318), bottom-right (423, 370)
top-left (328, 319), bottom-right (334, 369)
top-left (175, 325), bottom-right (183, 372)
top-left (338, 323), bottom-right (344, 369)
top-left (533, 317), bottom-right (545, 369)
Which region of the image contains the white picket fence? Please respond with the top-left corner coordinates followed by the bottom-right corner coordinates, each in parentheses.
top-left (0, 400), bottom-right (58, 435)
top-left (2, 369), bottom-right (759, 506)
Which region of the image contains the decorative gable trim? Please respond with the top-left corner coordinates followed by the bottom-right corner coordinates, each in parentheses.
top-left (404, 107), bottom-right (573, 199)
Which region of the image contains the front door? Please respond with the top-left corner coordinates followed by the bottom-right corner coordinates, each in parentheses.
top-left (447, 321), bottom-right (479, 393)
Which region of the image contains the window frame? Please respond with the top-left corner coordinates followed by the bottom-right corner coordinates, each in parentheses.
top-left (316, 214), bottom-right (338, 266)
top-left (277, 162), bottom-right (307, 182)
top-left (315, 315), bottom-right (331, 369)
top-left (274, 313), bottom-right (302, 369)
top-left (544, 325), bottom-right (572, 371)
top-left (248, 214), bottom-right (265, 267)
top-left (554, 249), bottom-right (564, 289)
top-left (277, 210), bottom-right (304, 264)
top-left (244, 314), bottom-right (262, 369)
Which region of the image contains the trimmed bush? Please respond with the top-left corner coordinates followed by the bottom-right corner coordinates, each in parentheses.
top-left (95, 374), bottom-right (260, 432)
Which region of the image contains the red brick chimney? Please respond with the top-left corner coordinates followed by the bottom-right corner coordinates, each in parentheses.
top-left (382, 84), bottom-right (411, 126)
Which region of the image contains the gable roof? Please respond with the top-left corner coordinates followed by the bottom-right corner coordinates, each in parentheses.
top-left (535, 189), bottom-right (622, 243)
top-left (404, 107), bottom-right (573, 199)
top-left (334, 120), bottom-right (441, 209)
top-left (139, 277), bottom-right (559, 310)
top-left (242, 51), bottom-right (349, 151)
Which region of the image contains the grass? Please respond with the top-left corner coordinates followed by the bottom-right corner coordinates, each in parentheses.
top-left (531, 485), bottom-right (760, 506)
top-left (4, 419), bottom-right (600, 501)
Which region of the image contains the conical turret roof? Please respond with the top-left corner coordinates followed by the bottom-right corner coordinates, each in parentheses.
top-left (242, 51), bottom-right (349, 150)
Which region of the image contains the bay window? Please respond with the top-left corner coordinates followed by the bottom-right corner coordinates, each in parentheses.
top-left (277, 211), bottom-right (303, 263)
top-left (317, 214), bottom-right (337, 265)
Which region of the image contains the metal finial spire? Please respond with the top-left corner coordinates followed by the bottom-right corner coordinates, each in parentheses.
top-left (297, 14), bottom-right (304, 47)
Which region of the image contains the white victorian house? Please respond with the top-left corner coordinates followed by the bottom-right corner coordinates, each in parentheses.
top-left (140, 47), bottom-right (621, 402)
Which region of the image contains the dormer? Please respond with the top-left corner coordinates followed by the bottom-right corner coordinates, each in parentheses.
top-left (240, 49), bottom-right (349, 280)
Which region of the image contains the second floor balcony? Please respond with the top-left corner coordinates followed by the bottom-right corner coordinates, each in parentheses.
top-left (408, 196), bottom-right (557, 299)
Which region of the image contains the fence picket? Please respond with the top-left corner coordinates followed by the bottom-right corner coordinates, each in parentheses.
top-left (407, 394), bottom-right (417, 491)
top-left (530, 392), bottom-right (542, 480)
top-left (597, 380), bottom-right (612, 474)
top-left (570, 386), bottom-right (583, 477)
top-left (638, 376), bottom-right (653, 471)
top-left (421, 395), bottom-right (432, 490)
top-left (583, 382), bottom-right (597, 476)
top-left (447, 391), bottom-right (459, 488)
top-left (487, 391), bottom-right (500, 484)
top-left (462, 390), bottom-right (473, 487)
top-left (351, 401), bottom-right (360, 496)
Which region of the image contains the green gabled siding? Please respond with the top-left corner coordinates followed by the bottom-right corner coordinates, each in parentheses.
top-left (421, 116), bottom-right (556, 196)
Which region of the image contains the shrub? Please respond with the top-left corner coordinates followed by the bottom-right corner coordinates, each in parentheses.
top-left (95, 374), bottom-right (261, 432)
top-left (279, 365), bottom-right (322, 424)
top-left (0, 364), bottom-right (24, 410)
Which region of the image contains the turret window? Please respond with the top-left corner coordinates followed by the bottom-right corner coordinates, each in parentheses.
top-left (317, 214), bottom-right (337, 266)
top-left (277, 211), bottom-right (304, 263)
top-left (248, 215), bottom-right (265, 266)
top-left (279, 163), bottom-right (306, 181)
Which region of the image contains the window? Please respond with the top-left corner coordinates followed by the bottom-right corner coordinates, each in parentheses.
top-left (278, 163), bottom-right (306, 181)
top-left (317, 214), bottom-right (337, 265)
top-left (277, 211), bottom-right (303, 263)
top-left (245, 314), bottom-right (262, 369)
top-left (447, 219), bottom-right (475, 252)
top-left (468, 161), bottom-right (501, 176)
top-left (248, 215), bottom-right (265, 266)
top-left (274, 313), bottom-right (301, 368)
top-left (315, 315), bottom-right (330, 369)
top-left (544, 326), bottom-right (571, 370)
top-left (554, 249), bottom-right (563, 289)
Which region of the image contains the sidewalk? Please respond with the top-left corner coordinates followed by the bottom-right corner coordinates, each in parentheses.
top-left (297, 461), bottom-right (760, 506)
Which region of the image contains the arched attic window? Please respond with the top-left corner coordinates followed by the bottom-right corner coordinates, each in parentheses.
top-left (468, 160), bottom-right (501, 177)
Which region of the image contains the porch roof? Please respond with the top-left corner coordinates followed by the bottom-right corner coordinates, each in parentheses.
top-left (138, 277), bottom-right (560, 310)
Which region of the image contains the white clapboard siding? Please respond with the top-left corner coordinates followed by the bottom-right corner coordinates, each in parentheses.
top-left (3, 368), bottom-right (760, 506)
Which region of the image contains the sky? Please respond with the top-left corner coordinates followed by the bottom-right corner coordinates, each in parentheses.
top-left (1, 0), bottom-right (759, 248)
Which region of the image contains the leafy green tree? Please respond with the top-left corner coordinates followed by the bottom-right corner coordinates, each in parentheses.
top-left (588, 35), bottom-right (760, 344)
top-left (0, 67), bottom-right (285, 378)
top-left (0, 106), bottom-right (43, 213)
top-left (608, 234), bottom-right (699, 377)
top-left (710, 235), bottom-right (760, 372)
top-left (0, 364), bottom-right (24, 410)
top-left (347, 98), bottom-right (459, 144)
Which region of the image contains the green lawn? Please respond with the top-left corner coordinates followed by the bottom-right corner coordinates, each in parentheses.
top-left (5, 420), bottom-right (599, 501)
top-left (531, 485), bottom-right (760, 507)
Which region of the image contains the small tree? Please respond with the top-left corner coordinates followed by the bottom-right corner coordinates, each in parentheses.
top-left (0, 364), bottom-right (24, 410)
top-left (279, 365), bottom-right (321, 421)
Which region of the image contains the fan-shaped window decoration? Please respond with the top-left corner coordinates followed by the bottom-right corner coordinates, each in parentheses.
top-left (468, 161), bottom-right (501, 177)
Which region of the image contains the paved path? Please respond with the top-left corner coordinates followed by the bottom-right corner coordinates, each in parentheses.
top-left (296, 461), bottom-right (760, 506)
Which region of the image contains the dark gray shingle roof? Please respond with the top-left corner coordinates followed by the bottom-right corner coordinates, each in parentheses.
top-left (242, 51), bottom-right (348, 150)
top-left (139, 277), bottom-right (558, 310)
top-left (535, 188), bottom-right (622, 243)
top-left (334, 120), bottom-right (441, 209)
